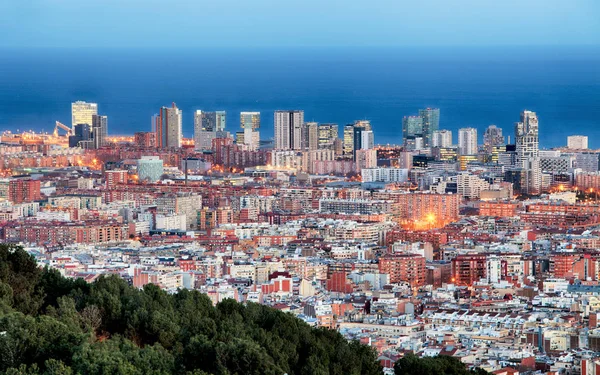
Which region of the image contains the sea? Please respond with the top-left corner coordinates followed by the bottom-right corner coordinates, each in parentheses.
top-left (0, 46), bottom-right (598, 148)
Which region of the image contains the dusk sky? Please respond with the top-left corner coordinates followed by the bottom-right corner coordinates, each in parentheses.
top-left (1, 0), bottom-right (599, 48)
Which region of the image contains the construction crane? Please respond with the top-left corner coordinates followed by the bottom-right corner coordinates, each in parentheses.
top-left (53, 121), bottom-right (72, 137)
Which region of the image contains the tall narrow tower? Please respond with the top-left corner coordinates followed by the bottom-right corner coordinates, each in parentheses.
top-left (274, 110), bottom-right (304, 150)
top-left (155, 103), bottom-right (182, 149)
top-left (515, 110), bottom-right (541, 195)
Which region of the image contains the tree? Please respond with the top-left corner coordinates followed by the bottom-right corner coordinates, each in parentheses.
top-left (394, 354), bottom-right (490, 375)
top-left (0, 245), bottom-right (383, 375)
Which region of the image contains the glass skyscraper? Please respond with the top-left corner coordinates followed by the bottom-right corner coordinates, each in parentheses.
top-left (418, 108), bottom-right (440, 147)
top-left (71, 101), bottom-right (98, 130)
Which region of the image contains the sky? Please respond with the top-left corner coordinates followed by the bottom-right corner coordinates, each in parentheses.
top-left (0, 0), bottom-right (599, 48)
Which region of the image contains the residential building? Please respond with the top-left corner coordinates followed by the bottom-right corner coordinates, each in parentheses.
top-left (432, 130), bottom-right (452, 148)
top-left (515, 110), bottom-right (541, 195)
top-left (458, 127), bottom-right (477, 155)
top-left (155, 103), bottom-right (182, 148)
top-left (274, 110), bottom-right (304, 150)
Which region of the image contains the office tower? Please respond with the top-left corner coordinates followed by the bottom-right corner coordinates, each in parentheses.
top-left (236, 131), bottom-right (245, 144)
top-left (91, 114), bottom-right (108, 149)
top-left (274, 110), bottom-right (304, 150)
top-left (575, 152), bottom-right (599, 172)
top-left (361, 130), bottom-right (374, 150)
top-left (354, 120), bottom-right (372, 131)
top-left (318, 123), bottom-right (338, 149)
top-left (193, 110), bottom-right (231, 151)
top-left (237, 112), bottom-right (260, 151)
top-left (568, 135), bottom-right (588, 150)
top-left (483, 125), bottom-right (504, 151)
top-left (71, 101), bottom-right (98, 130)
top-left (343, 124), bottom-right (355, 157)
top-left (305, 122), bottom-right (319, 150)
top-left (195, 111), bottom-right (226, 132)
top-left (69, 123), bottom-right (93, 148)
top-left (240, 112), bottom-right (260, 130)
top-left (402, 116), bottom-right (423, 149)
top-left (353, 126), bottom-right (364, 159)
top-left (432, 130), bottom-right (452, 148)
top-left (458, 127), bottom-right (477, 155)
top-left (343, 120), bottom-right (372, 157)
top-left (515, 110), bottom-right (541, 195)
top-left (419, 108), bottom-right (440, 147)
top-left (154, 103), bottom-right (182, 149)
top-left (137, 156), bottom-right (164, 182)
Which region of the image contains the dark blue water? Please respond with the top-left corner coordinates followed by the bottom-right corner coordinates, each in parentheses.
top-left (0, 46), bottom-right (599, 148)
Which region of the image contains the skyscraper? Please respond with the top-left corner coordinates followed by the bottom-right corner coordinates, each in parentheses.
top-left (432, 130), bottom-right (452, 148)
top-left (361, 130), bottom-right (374, 150)
top-left (483, 125), bottom-right (504, 151)
top-left (515, 110), bottom-right (541, 195)
top-left (419, 108), bottom-right (440, 147)
top-left (237, 112), bottom-right (261, 151)
top-left (306, 122), bottom-right (319, 150)
top-left (240, 112), bottom-right (260, 131)
top-left (353, 126), bottom-right (364, 159)
top-left (458, 128), bottom-right (477, 155)
top-left (91, 114), bottom-right (108, 149)
top-left (196, 111), bottom-right (226, 132)
top-left (274, 110), bottom-right (304, 150)
top-left (154, 103), bottom-right (182, 149)
top-left (71, 101), bottom-right (98, 130)
top-left (193, 110), bottom-right (230, 151)
top-left (344, 120), bottom-right (372, 157)
top-left (402, 116), bottom-right (423, 149)
top-left (318, 123), bottom-right (338, 149)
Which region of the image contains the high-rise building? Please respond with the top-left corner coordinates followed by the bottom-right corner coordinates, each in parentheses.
top-left (71, 101), bottom-right (98, 130)
top-left (419, 108), bottom-right (440, 147)
top-left (458, 127), bottom-right (477, 155)
top-left (432, 130), bottom-right (452, 148)
top-left (317, 123), bottom-right (338, 149)
top-left (402, 116), bottom-right (423, 149)
top-left (240, 112), bottom-right (260, 130)
top-left (568, 135), bottom-right (589, 150)
top-left (69, 123), bottom-right (93, 148)
top-left (361, 130), bottom-right (374, 150)
top-left (344, 121), bottom-right (372, 157)
top-left (353, 126), bottom-right (364, 159)
top-left (243, 128), bottom-right (260, 151)
top-left (91, 114), bottom-right (108, 149)
top-left (306, 122), bottom-right (319, 150)
top-left (343, 124), bottom-right (355, 157)
top-left (515, 110), bottom-right (541, 195)
top-left (483, 125), bottom-right (504, 151)
top-left (575, 152), bottom-right (599, 172)
top-left (274, 110), bottom-right (304, 150)
top-left (196, 111), bottom-right (226, 132)
top-left (155, 103), bottom-right (182, 149)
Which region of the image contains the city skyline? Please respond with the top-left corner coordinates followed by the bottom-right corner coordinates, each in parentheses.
top-left (1, 2), bottom-right (599, 374)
